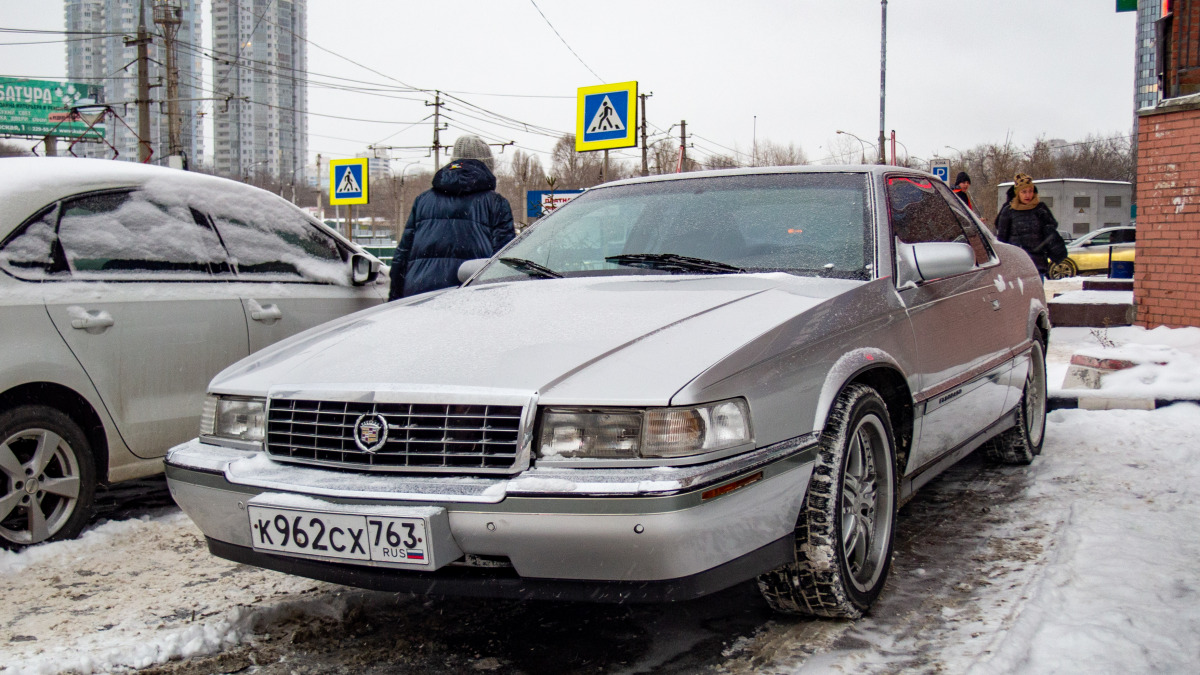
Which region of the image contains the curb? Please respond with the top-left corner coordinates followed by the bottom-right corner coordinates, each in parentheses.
top-left (1048, 395), bottom-right (1200, 411)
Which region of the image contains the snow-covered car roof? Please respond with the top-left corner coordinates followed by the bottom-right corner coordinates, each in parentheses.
top-left (0, 157), bottom-right (329, 240)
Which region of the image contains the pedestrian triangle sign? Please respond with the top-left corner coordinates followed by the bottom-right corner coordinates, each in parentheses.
top-left (587, 95), bottom-right (625, 134)
top-left (329, 157), bottom-right (369, 205)
top-left (576, 81), bottom-right (638, 152)
top-left (337, 167), bottom-right (362, 195)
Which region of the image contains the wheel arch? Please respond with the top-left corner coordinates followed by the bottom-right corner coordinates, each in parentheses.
top-left (0, 382), bottom-right (110, 485)
top-left (813, 349), bottom-right (914, 476)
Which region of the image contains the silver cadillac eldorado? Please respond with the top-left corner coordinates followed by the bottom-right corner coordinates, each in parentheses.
top-left (166, 166), bottom-right (1050, 618)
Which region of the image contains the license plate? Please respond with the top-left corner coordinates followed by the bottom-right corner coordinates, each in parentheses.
top-left (247, 505), bottom-right (430, 566)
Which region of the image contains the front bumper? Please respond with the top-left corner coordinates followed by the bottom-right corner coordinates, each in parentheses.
top-left (165, 436), bottom-right (817, 601)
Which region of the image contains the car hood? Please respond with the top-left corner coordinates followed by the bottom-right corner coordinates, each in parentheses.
top-left (211, 274), bottom-right (863, 406)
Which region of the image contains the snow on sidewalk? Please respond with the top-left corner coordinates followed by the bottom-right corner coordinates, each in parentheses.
top-left (0, 511), bottom-right (379, 675)
top-left (966, 404), bottom-right (1200, 674)
top-left (810, 404), bottom-right (1200, 674)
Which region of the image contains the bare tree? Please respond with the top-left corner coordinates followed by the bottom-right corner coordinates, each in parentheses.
top-left (496, 148), bottom-right (547, 229)
top-left (0, 140), bottom-right (33, 157)
top-left (824, 136), bottom-right (867, 165)
top-left (948, 133), bottom-right (1134, 227)
top-left (549, 134), bottom-right (605, 188)
top-left (702, 154), bottom-right (739, 170)
top-left (755, 140), bottom-right (808, 167)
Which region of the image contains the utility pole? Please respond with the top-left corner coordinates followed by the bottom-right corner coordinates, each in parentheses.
top-left (678, 120), bottom-right (688, 173)
top-left (426, 90), bottom-right (448, 172)
top-left (639, 91), bottom-right (652, 176)
top-left (315, 153), bottom-right (323, 220)
top-left (124, 1), bottom-right (153, 163)
top-left (878, 0), bottom-right (888, 165)
top-left (153, 0), bottom-right (184, 166)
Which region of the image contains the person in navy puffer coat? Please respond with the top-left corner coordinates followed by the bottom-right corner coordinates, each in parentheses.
top-left (388, 136), bottom-right (515, 300)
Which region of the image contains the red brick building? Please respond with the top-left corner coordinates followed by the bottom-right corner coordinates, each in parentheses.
top-left (1135, 0), bottom-right (1200, 328)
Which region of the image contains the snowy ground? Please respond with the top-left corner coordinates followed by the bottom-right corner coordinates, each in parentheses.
top-left (4, 314), bottom-right (1200, 674)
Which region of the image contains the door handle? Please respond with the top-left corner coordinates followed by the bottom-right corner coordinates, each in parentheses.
top-left (67, 307), bottom-right (115, 332)
top-left (248, 300), bottom-right (283, 324)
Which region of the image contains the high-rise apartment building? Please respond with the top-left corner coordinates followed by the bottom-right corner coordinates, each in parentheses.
top-left (211, 0), bottom-right (308, 182)
top-left (64, 0), bottom-right (204, 164)
top-left (1135, 0), bottom-right (1163, 110)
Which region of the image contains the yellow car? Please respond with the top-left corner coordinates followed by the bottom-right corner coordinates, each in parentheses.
top-left (1048, 226), bottom-right (1135, 279)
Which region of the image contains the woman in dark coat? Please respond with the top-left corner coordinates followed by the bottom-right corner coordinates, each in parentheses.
top-left (388, 136), bottom-right (515, 300)
top-left (996, 173), bottom-right (1065, 277)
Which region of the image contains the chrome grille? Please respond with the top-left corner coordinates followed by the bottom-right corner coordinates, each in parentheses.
top-left (266, 399), bottom-right (524, 472)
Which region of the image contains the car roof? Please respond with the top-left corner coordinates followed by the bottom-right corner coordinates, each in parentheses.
top-left (595, 164), bottom-right (932, 190)
top-left (0, 157), bottom-right (283, 235)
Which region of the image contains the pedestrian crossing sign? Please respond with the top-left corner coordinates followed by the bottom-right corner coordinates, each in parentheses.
top-left (329, 158), bottom-right (369, 205)
top-left (576, 81), bottom-right (638, 152)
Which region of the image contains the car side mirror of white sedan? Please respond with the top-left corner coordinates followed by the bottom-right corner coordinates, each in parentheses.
top-left (895, 241), bottom-right (977, 287)
top-left (351, 253), bottom-right (380, 286)
top-left (458, 258), bottom-right (489, 284)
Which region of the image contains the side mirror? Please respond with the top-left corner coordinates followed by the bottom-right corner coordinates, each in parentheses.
top-left (351, 253), bottom-right (379, 286)
top-left (457, 258), bottom-right (489, 284)
top-left (895, 241), bottom-right (976, 287)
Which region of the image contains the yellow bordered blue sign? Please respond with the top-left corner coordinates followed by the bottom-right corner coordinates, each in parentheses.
top-left (329, 157), bottom-right (369, 205)
top-left (576, 81), bottom-right (638, 152)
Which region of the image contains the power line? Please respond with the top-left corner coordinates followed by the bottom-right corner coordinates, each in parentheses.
top-left (527, 0), bottom-right (602, 82)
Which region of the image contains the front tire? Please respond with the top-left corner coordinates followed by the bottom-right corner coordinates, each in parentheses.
top-left (986, 334), bottom-right (1047, 465)
top-left (0, 406), bottom-right (96, 549)
top-left (758, 384), bottom-right (897, 618)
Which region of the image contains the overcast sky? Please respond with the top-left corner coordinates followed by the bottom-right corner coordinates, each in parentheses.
top-left (1, 1), bottom-right (1138, 174)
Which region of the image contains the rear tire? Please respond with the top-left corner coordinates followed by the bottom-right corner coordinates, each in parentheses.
top-left (986, 334), bottom-right (1047, 465)
top-left (757, 384), bottom-right (897, 618)
top-left (1048, 259), bottom-right (1077, 280)
top-left (0, 405), bottom-right (96, 549)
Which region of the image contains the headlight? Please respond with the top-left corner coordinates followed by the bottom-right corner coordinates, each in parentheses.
top-left (200, 395), bottom-right (266, 443)
top-left (538, 399), bottom-right (751, 460)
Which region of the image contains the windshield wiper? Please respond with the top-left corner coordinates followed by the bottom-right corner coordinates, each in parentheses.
top-left (605, 253), bottom-right (745, 274)
top-left (498, 257), bottom-right (563, 279)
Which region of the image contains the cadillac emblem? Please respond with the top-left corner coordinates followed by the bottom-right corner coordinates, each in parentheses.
top-left (353, 413), bottom-right (389, 453)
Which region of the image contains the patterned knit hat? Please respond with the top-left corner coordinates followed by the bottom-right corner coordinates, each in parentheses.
top-left (1013, 173), bottom-right (1035, 191)
top-left (450, 135), bottom-right (494, 171)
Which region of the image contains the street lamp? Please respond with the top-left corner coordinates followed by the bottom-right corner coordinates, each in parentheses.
top-left (836, 130), bottom-right (875, 164)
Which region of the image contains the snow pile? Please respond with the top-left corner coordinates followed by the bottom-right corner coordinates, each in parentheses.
top-left (1047, 289), bottom-right (1134, 305)
top-left (1048, 325), bottom-right (1200, 400)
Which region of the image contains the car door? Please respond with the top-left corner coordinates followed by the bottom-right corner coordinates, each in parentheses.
top-left (886, 175), bottom-right (1013, 473)
top-left (42, 189), bottom-right (251, 459)
top-left (204, 199), bottom-right (386, 353)
top-left (1111, 227), bottom-right (1136, 266)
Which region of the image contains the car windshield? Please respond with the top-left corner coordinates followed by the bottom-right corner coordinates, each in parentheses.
top-left (472, 172), bottom-right (873, 283)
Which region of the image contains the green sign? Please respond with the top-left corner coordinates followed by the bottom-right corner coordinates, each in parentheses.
top-left (0, 77), bottom-right (105, 140)
top-left (1116, 0), bottom-right (1137, 12)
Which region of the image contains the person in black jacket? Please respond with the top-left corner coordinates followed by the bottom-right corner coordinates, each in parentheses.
top-left (996, 173), bottom-right (1065, 277)
top-left (388, 136), bottom-right (515, 300)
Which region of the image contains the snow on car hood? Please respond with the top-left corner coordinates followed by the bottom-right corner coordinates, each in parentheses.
top-left (210, 274), bottom-right (861, 405)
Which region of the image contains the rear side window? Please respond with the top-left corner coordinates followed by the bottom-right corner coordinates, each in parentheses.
top-left (58, 191), bottom-right (229, 277)
top-left (0, 207), bottom-right (63, 280)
